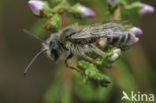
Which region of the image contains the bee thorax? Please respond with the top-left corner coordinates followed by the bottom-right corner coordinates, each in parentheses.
top-left (65, 41), bottom-right (93, 54)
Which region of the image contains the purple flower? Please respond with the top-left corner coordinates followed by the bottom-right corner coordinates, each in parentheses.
top-left (113, 48), bottom-right (121, 55)
top-left (130, 27), bottom-right (143, 35)
top-left (28, 0), bottom-right (45, 16)
top-left (139, 4), bottom-right (154, 15)
top-left (77, 5), bottom-right (96, 18)
top-left (129, 37), bottom-right (139, 46)
top-left (107, 0), bottom-right (118, 7)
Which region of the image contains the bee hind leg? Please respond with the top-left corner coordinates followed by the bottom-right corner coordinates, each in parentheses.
top-left (81, 53), bottom-right (97, 65)
top-left (91, 45), bottom-right (105, 57)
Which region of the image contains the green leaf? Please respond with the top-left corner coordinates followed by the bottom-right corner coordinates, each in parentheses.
top-left (95, 47), bottom-right (120, 68)
top-left (78, 60), bottom-right (111, 87)
top-left (44, 14), bottom-right (62, 32)
top-left (50, 0), bottom-right (62, 5)
top-left (43, 2), bottom-right (54, 17)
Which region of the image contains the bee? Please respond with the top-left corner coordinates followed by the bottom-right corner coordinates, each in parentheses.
top-left (23, 21), bottom-right (137, 75)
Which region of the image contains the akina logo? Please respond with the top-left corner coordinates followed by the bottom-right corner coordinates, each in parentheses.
top-left (121, 91), bottom-right (155, 102)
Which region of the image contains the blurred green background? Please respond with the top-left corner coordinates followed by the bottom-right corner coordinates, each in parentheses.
top-left (0, 0), bottom-right (156, 103)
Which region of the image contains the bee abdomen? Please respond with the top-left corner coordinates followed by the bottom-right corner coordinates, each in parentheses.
top-left (107, 36), bottom-right (120, 45)
top-left (107, 33), bottom-right (130, 47)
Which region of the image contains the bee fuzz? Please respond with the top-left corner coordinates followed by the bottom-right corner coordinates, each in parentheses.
top-left (108, 48), bottom-right (121, 62)
top-left (77, 5), bottom-right (96, 18)
top-left (130, 27), bottom-right (143, 35)
top-left (139, 3), bottom-right (154, 15)
top-left (28, 0), bottom-right (45, 16)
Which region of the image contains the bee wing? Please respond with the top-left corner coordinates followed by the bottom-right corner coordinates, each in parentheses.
top-left (70, 21), bottom-right (128, 40)
top-left (86, 20), bottom-right (128, 28)
top-left (90, 27), bottom-right (128, 37)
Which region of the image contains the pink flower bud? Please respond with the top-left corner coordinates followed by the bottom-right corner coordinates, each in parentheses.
top-left (113, 48), bottom-right (121, 55)
top-left (109, 53), bottom-right (119, 61)
top-left (139, 4), bottom-right (154, 15)
top-left (130, 27), bottom-right (143, 35)
top-left (108, 48), bottom-right (121, 62)
top-left (96, 38), bottom-right (107, 47)
top-left (77, 5), bottom-right (96, 18)
top-left (129, 37), bottom-right (139, 46)
top-left (28, 0), bottom-right (45, 16)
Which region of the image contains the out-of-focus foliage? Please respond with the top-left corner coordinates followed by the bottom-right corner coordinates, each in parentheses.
top-left (0, 0), bottom-right (5, 20)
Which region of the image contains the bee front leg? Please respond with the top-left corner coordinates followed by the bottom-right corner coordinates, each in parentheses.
top-left (65, 53), bottom-right (80, 72)
top-left (65, 53), bottom-right (73, 68)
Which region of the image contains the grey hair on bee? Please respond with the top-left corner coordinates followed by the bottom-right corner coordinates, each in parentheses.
top-left (23, 29), bottom-right (48, 75)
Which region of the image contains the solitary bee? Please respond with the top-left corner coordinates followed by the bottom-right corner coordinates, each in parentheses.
top-left (24, 21), bottom-right (137, 75)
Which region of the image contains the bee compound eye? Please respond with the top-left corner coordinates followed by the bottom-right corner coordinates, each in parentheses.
top-left (51, 49), bottom-right (59, 61)
top-left (49, 41), bottom-right (53, 47)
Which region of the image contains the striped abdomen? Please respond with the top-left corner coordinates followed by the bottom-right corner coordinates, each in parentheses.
top-left (107, 33), bottom-right (136, 48)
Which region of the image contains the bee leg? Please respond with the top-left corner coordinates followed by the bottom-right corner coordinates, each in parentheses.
top-left (65, 53), bottom-right (73, 68)
top-left (92, 45), bottom-right (105, 57)
top-left (65, 53), bottom-right (81, 72)
top-left (81, 53), bottom-right (95, 63)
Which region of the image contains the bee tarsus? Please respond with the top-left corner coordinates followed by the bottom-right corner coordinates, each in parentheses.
top-left (65, 53), bottom-right (74, 69)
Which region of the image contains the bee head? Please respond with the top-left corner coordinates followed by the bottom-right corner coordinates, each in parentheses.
top-left (49, 40), bottom-right (62, 61)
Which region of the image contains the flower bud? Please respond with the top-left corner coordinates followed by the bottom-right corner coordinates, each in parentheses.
top-left (96, 38), bottom-right (107, 48)
top-left (108, 48), bottom-right (121, 62)
top-left (129, 27), bottom-right (143, 35)
top-left (139, 4), bottom-right (154, 15)
top-left (113, 48), bottom-right (121, 55)
top-left (129, 37), bottom-right (139, 46)
top-left (77, 6), bottom-right (95, 18)
top-left (71, 4), bottom-right (96, 18)
top-left (28, 0), bottom-right (45, 16)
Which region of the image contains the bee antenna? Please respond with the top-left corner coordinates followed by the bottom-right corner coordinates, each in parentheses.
top-left (24, 49), bottom-right (47, 75)
top-left (23, 29), bottom-right (47, 44)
